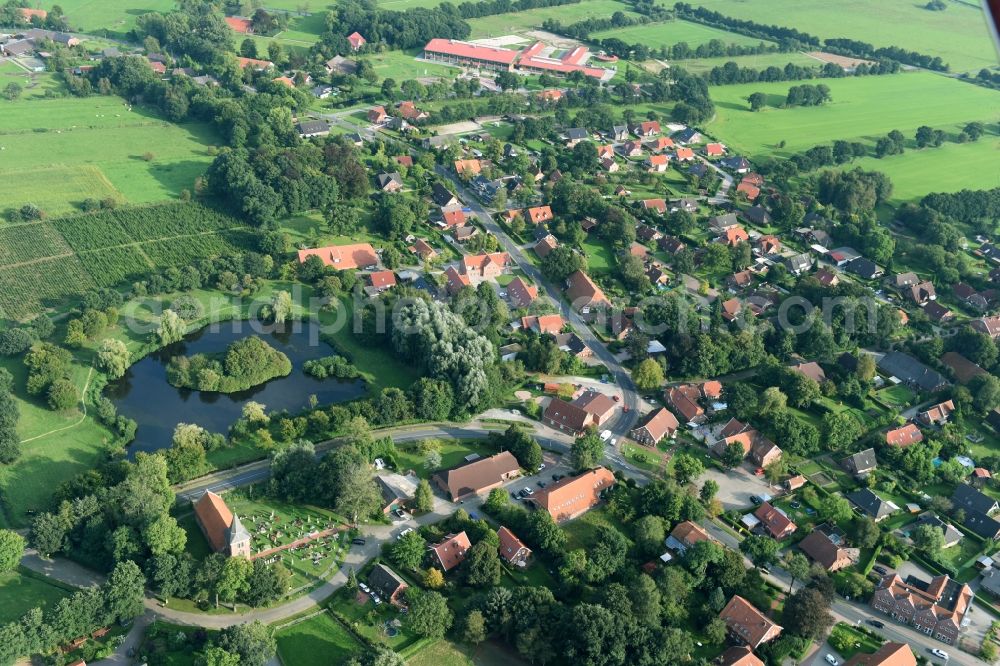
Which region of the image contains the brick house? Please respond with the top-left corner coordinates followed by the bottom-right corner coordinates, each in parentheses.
top-left (870, 573), bottom-right (973, 644)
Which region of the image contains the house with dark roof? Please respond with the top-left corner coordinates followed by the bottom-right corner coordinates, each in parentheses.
top-left (376, 172), bottom-right (404, 192)
top-left (367, 563), bottom-right (408, 604)
top-left (719, 595), bottom-right (782, 649)
top-left (193, 491), bottom-right (251, 557)
top-left (433, 451), bottom-right (520, 501)
top-left (951, 483), bottom-right (999, 516)
top-left (784, 253), bottom-right (813, 275)
top-left (720, 156), bottom-right (751, 173)
top-left (847, 257), bottom-right (883, 280)
top-left (847, 488), bottom-right (899, 522)
top-left (914, 512), bottom-right (963, 549)
top-left (877, 351), bottom-right (949, 392)
top-left (431, 182), bottom-right (460, 207)
top-left (841, 448), bottom-right (877, 478)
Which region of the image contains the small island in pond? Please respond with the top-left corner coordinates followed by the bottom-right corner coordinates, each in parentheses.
top-left (166, 335), bottom-right (292, 393)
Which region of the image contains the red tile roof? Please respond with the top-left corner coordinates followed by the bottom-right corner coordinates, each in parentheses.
top-left (719, 595), bottom-right (782, 649)
top-left (565, 270), bottom-right (608, 308)
top-left (237, 56), bottom-right (274, 69)
top-left (844, 642), bottom-right (916, 666)
top-left (754, 502), bottom-right (796, 539)
top-left (347, 31), bottom-right (366, 49)
top-left (298, 243), bottom-right (378, 270)
top-left (507, 277), bottom-right (538, 309)
top-left (718, 646), bottom-right (764, 666)
top-left (368, 270), bottom-right (396, 289)
top-left (497, 526), bottom-right (531, 564)
top-left (527, 206), bottom-right (553, 224)
top-left (442, 208), bottom-right (466, 227)
top-left (429, 532), bottom-right (471, 571)
top-left (886, 423), bottom-right (923, 447)
top-left (194, 491), bottom-right (235, 553)
top-left (533, 467), bottom-right (615, 521)
top-left (424, 38), bottom-right (519, 65)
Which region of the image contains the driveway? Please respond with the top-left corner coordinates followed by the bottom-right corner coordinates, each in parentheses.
top-left (701, 464), bottom-right (776, 510)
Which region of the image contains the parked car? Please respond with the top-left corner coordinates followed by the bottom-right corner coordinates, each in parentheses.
top-left (825, 655), bottom-right (839, 666)
top-left (929, 648), bottom-right (949, 661)
top-left (600, 430), bottom-right (613, 442)
top-left (537, 481), bottom-right (546, 488)
top-left (750, 495), bottom-right (763, 505)
top-left (873, 565), bottom-right (888, 575)
top-left (866, 619), bottom-right (884, 629)
top-left (522, 487), bottom-right (534, 496)
top-left (352, 538), bottom-right (366, 546)
top-left (397, 528), bottom-right (414, 540)
top-left (753, 467), bottom-right (765, 476)
top-left (359, 583), bottom-right (370, 593)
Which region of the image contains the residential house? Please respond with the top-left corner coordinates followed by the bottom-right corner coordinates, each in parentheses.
top-left (367, 271), bottom-right (396, 293)
top-left (367, 563), bottom-right (408, 604)
top-left (631, 120), bottom-right (660, 137)
top-left (971, 467), bottom-right (992, 487)
top-left (847, 488), bottom-right (899, 522)
top-left (647, 136), bottom-right (675, 152)
top-left (507, 277), bottom-right (538, 309)
top-left (554, 332), bottom-right (591, 359)
top-left (675, 146), bottom-right (695, 161)
top-left (296, 120), bottom-right (331, 138)
top-left (753, 502), bottom-right (796, 539)
top-left (409, 238), bottom-right (437, 262)
top-left (789, 360), bottom-right (826, 383)
top-left (743, 205), bottom-right (771, 225)
top-left (647, 265), bottom-right (670, 287)
top-left (847, 257), bottom-right (884, 280)
top-left (193, 491), bottom-right (251, 558)
top-left (841, 448), bottom-right (877, 478)
top-left (642, 198), bottom-right (667, 215)
top-left (235, 56), bottom-right (274, 70)
top-left (610, 125), bottom-right (629, 141)
top-left (665, 520), bottom-right (714, 554)
top-left (877, 351), bottom-right (950, 392)
top-left (298, 243), bottom-right (378, 270)
top-left (798, 530), bottom-right (858, 572)
top-left (564, 127), bottom-right (589, 147)
top-left (453, 158), bottom-right (482, 177)
top-left (918, 400), bottom-right (955, 426)
top-left (666, 384), bottom-right (705, 424)
top-left (870, 573), bottom-right (973, 644)
top-left (893, 272), bottom-right (919, 289)
top-left (521, 313), bottom-right (564, 335)
top-left (565, 270), bottom-right (609, 312)
top-left (815, 268), bottom-right (840, 287)
top-left (972, 315), bottom-right (1000, 339)
top-left (497, 526), bottom-right (531, 565)
top-left (347, 31), bottom-right (366, 50)
top-left (630, 408), bottom-right (679, 445)
top-left (843, 642), bottom-right (916, 666)
top-left (719, 595), bottom-right (782, 650)
top-left (705, 142), bottom-right (726, 156)
top-left (784, 253), bottom-right (813, 275)
top-left (886, 424), bottom-right (923, 447)
top-left (397, 100), bottom-right (428, 121)
top-left (431, 183), bottom-right (459, 207)
top-left (527, 206), bottom-right (554, 225)
top-left (659, 236), bottom-right (686, 254)
top-left (951, 483), bottom-right (999, 516)
top-left (925, 301), bottom-right (954, 323)
top-left (534, 234), bottom-right (559, 258)
top-left (720, 156), bottom-right (751, 173)
top-left (785, 475), bottom-right (807, 491)
top-left (728, 270), bottom-right (753, 291)
top-left (910, 281), bottom-right (936, 305)
top-left (720, 226), bottom-right (750, 247)
top-left (736, 181), bottom-right (760, 201)
top-left (452, 226), bottom-right (478, 243)
top-left (709, 213), bottom-right (740, 233)
top-left (367, 106), bottom-right (389, 124)
top-left (628, 241), bottom-right (649, 260)
top-left (750, 439), bottom-right (782, 468)
top-left (457, 252), bottom-right (510, 287)
top-left (325, 56), bottom-right (357, 75)
top-left (644, 154), bottom-right (670, 172)
top-left (620, 140), bottom-right (644, 157)
top-left (532, 467), bottom-right (616, 522)
top-left (914, 512), bottom-right (963, 549)
top-left (375, 474), bottom-right (414, 514)
top-left (429, 532), bottom-right (472, 571)
top-left (636, 224), bottom-right (663, 243)
top-left (376, 172), bottom-right (404, 192)
top-left (596, 143), bottom-right (616, 160)
top-left (717, 646), bottom-right (765, 666)
top-left (672, 127), bottom-right (702, 144)
top-left (432, 451), bottom-right (520, 501)
top-left (536, 89), bottom-right (563, 103)
top-left (670, 198), bottom-right (699, 214)
top-left (721, 298), bottom-right (742, 322)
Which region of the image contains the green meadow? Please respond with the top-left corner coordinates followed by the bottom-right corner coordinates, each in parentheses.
top-left (672, 51), bottom-right (819, 75)
top-left (678, 0), bottom-right (998, 74)
top-left (50, 0), bottom-right (177, 34)
top-left (276, 612), bottom-right (365, 666)
top-left (591, 19), bottom-right (773, 50)
top-left (707, 72), bottom-right (1000, 157)
top-left (466, 0), bottom-right (637, 38)
top-left (0, 569), bottom-right (74, 623)
top-left (0, 96), bottom-right (217, 216)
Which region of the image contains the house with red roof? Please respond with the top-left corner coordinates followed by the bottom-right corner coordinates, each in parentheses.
top-left (347, 31), bottom-right (366, 50)
top-left (646, 136), bottom-right (675, 153)
top-left (237, 56), bottom-right (274, 70)
top-left (665, 384), bottom-right (705, 424)
top-left (194, 491), bottom-right (251, 557)
top-left (736, 181), bottom-right (760, 201)
top-left (298, 243), bottom-right (378, 270)
top-left (423, 39), bottom-right (518, 72)
top-left (886, 423), bottom-right (923, 447)
top-left (367, 271), bottom-right (396, 293)
top-left (225, 16), bottom-right (253, 33)
top-left (536, 89), bottom-right (563, 102)
top-left (642, 198), bottom-right (667, 214)
top-left (533, 234), bottom-right (558, 258)
top-left (720, 226), bottom-right (750, 247)
top-left (753, 502), bottom-right (796, 539)
top-left (719, 596), bottom-right (782, 650)
top-left (705, 142), bottom-right (726, 156)
top-left (918, 400), bottom-right (955, 426)
top-left (507, 277), bottom-right (538, 309)
top-left (441, 208), bottom-right (466, 227)
top-left (565, 270), bottom-right (609, 311)
top-left (630, 408), bottom-right (679, 445)
top-left (521, 314), bottom-right (563, 335)
top-left (527, 206), bottom-right (553, 225)
top-left (397, 100), bottom-right (428, 121)
top-left (531, 467), bottom-right (615, 521)
top-left (429, 532), bottom-right (471, 571)
top-left (497, 526), bottom-right (531, 565)
top-left (674, 147), bottom-right (695, 161)
top-left (644, 154), bottom-right (670, 172)
top-left (630, 120), bottom-right (660, 137)
top-left (18, 7), bottom-right (47, 21)
top-left (367, 105), bottom-right (388, 124)
top-left (409, 238), bottom-right (437, 261)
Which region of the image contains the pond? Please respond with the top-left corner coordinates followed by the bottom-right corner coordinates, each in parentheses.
top-left (106, 320), bottom-right (366, 455)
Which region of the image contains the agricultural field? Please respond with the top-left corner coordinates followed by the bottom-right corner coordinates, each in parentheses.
top-left (0, 96), bottom-right (217, 216)
top-left (45, 0), bottom-right (177, 35)
top-left (668, 51), bottom-right (819, 75)
top-left (677, 0), bottom-right (998, 75)
top-left (707, 71), bottom-right (1000, 157)
top-left (0, 203), bottom-right (249, 321)
top-left (591, 18), bottom-right (773, 50)
top-left (466, 0), bottom-right (637, 39)
top-left (276, 611), bottom-right (365, 666)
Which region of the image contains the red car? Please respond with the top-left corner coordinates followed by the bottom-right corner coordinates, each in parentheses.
top-left (753, 467), bottom-right (765, 476)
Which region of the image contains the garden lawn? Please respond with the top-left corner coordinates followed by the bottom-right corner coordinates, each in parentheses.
top-left (591, 18), bottom-right (773, 50)
top-left (395, 439), bottom-right (498, 479)
top-left (828, 622), bottom-right (881, 659)
top-left (466, 0), bottom-right (637, 38)
top-left (876, 384), bottom-right (917, 407)
top-left (562, 506), bottom-right (624, 550)
top-left (0, 568), bottom-right (74, 623)
top-left (0, 96), bottom-right (217, 215)
top-left (330, 585), bottom-right (418, 651)
top-left (276, 611), bottom-right (365, 666)
top-left (370, 49), bottom-right (459, 81)
top-left (677, 0), bottom-right (998, 74)
top-left (707, 72), bottom-right (1000, 158)
top-left (581, 237), bottom-right (615, 274)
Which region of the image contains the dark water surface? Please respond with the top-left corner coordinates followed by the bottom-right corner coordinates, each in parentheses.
top-left (106, 321), bottom-right (365, 455)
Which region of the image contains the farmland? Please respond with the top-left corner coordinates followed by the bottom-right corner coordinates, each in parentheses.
top-left (677, 0), bottom-right (998, 74)
top-left (0, 96), bottom-right (217, 216)
top-left (466, 0), bottom-right (637, 39)
top-left (275, 612), bottom-right (365, 666)
top-left (48, 0), bottom-right (177, 35)
top-left (707, 72), bottom-right (1000, 158)
top-left (0, 203), bottom-right (249, 320)
top-left (591, 18), bottom-right (773, 50)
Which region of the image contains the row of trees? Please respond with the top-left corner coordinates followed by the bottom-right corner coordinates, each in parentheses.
top-left (710, 58), bottom-right (899, 87)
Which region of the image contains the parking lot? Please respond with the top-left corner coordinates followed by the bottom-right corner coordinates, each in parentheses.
top-left (702, 463), bottom-right (779, 510)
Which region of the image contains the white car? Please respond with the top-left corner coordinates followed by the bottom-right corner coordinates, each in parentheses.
top-left (397, 528), bottom-right (414, 540)
top-left (359, 583), bottom-right (370, 593)
top-left (824, 655), bottom-right (839, 666)
top-left (929, 648), bottom-right (949, 661)
top-left (522, 487), bottom-right (534, 496)
top-left (599, 430), bottom-right (612, 442)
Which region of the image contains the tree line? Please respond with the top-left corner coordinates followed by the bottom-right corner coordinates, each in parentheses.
top-left (705, 58), bottom-right (899, 86)
top-left (674, 2), bottom-right (949, 71)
